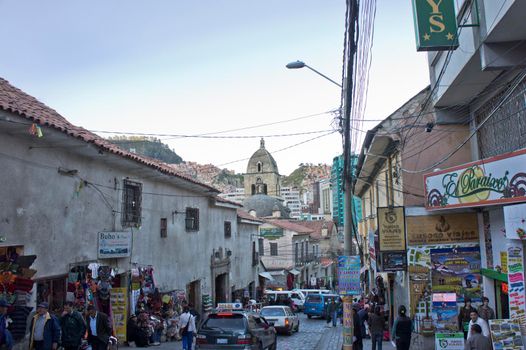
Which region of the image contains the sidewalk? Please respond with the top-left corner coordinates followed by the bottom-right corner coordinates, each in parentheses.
top-left (315, 327), bottom-right (396, 350)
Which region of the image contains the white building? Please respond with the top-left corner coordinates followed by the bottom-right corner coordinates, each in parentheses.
top-left (280, 187), bottom-right (302, 219)
top-left (219, 187), bottom-right (245, 204)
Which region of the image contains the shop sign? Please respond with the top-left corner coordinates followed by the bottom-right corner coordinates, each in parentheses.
top-left (412, 0), bottom-right (459, 51)
top-left (110, 288), bottom-right (128, 342)
top-left (369, 230), bottom-right (377, 272)
top-left (259, 227), bottom-right (284, 239)
top-left (504, 203), bottom-right (526, 240)
top-left (98, 231), bottom-right (132, 258)
top-left (337, 255), bottom-right (361, 295)
top-left (501, 252), bottom-right (508, 274)
top-left (432, 293), bottom-right (458, 332)
top-left (380, 251), bottom-right (407, 272)
top-left (430, 247), bottom-right (482, 302)
top-left (488, 319), bottom-right (524, 350)
top-left (378, 207), bottom-right (406, 251)
top-left (435, 333), bottom-right (464, 350)
top-left (507, 242), bottom-right (526, 335)
top-left (425, 148), bottom-right (526, 210)
top-left (406, 213), bottom-right (478, 246)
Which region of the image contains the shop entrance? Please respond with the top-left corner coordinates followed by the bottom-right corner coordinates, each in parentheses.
top-left (496, 281), bottom-right (510, 319)
top-left (187, 280), bottom-right (201, 311)
top-left (215, 273), bottom-right (228, 303)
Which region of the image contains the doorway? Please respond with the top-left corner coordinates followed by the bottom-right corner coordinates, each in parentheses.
top-left (187, 280), bottom-right (201, 312)
top-left (215, 273), bottom-right (228, 303)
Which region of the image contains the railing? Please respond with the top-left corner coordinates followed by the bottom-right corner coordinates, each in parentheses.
top-left (295, 254), bottom-right (321, 266)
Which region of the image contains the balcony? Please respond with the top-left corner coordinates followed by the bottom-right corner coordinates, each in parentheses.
top-left (295, 254), bottom-right (320, 267)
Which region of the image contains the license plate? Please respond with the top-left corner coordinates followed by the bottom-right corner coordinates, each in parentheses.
top-left (217, 338), bottom-right (228, 344)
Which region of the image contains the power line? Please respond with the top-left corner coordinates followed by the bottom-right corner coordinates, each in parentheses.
top-left (94, 129), bottom-right (335, 139)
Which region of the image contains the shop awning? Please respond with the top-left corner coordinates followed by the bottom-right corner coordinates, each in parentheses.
top-left (259, 272), bottom-right (275, 281)
top-left (481, 268), bottom-right (508, 283)
top-left (288, 268), bottom-right (301, 276)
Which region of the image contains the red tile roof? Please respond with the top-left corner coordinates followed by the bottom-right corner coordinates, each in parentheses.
top-left (293, 220), bottom-right (335, 239)
top-left (265, 220), bottom-right (314, 234)
top-left (0, 78), bottom-right (219, 193)
top-left (237, 209), bottom-right (264, 223)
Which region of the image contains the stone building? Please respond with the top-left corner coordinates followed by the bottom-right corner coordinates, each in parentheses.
top-left (244, 139), bottom-right (281, 197)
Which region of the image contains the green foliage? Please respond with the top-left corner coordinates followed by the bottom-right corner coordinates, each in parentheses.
top-left (108, 136), bottom-right (183, 164)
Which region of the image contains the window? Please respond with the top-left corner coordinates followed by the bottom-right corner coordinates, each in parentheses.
top-left (160, 218), bottom-right (167, 238)
top-left (121, 179), bottom-right (142, 227)
top-left (258, 238), bottom-right (264, 256)
top-left (295, 242), bottom-right (299, 263)
top-left (224, 221), bottom-right (231, 239)
top-left (300, 242), bottom-right (304, 261)
top-left (257, 162), bottom-right (262, 173)
top-left (252, 241), bottom-right (258, 266)
top-left (185, 207), bottom-right (199, 231)
top-left (270, 242), bottom-right (278, 256)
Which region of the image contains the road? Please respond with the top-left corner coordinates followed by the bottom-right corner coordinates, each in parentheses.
top-left (276, 312), bottom-right (328, 350)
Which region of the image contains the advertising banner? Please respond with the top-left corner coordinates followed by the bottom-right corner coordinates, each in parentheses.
top-left (259, 227), bottom-right (284, 239)
top-left (380, 251), bottom-right (407, 272)
top-left (507, 242), bottom-right (526, 335)
top-left (378, 207), bottom-right (406, 251)
top-left (338, 255), bottom-right (361, 295)
top-left (504, 203), bottom-right (526, 240)
top-left (412, 0), bottom-right (459, 51)
top-left (110, 288), bottom-right (128, 342)
top-left (98, 231), bottom-right (132, 258)
top-left (425, 148), bottom-right (526, 210)
top-left (488, 319), bottom-right (524, 350)
top-left (406, 213), bottom-right (479, 246)
top-left (430, 247), bottom-right (482, 302)
top-left (435, 333), bottom-right (465, 350)
top-left (432, 293), bottom-right (458, 331)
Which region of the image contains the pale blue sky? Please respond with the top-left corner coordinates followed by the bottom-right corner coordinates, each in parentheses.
top-left (0, 0), bottom-right (429, 174)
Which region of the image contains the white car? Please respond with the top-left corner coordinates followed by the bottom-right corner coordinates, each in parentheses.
top-left (264, 290), bottom-right (305, 311)
top-left (260, 305), bottom-right (300, 335)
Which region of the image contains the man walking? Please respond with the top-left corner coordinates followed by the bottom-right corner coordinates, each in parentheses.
top-left (86, 305), bottom-right (112, 350)
top-left (29, 303), bottom-right (61, 350)
top-left (0, 300), bottom-right (13, 350)
top-left (179, 306), bottom-right (195, 350)
top-left (466, 310), bottom-right (490, 339)
top-left (465, 324), bottom-right (492, 350)
top-left (60, 302), bottom-right (86, 350)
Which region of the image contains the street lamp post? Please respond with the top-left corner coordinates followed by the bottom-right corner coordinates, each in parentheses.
top-left (285, 61), bottom-right (342, 88)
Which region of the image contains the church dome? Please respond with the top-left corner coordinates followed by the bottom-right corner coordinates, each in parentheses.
top-left (246, 138), bottom-right (279, 174)
top-left (242, 194), bottom-right (291, 218)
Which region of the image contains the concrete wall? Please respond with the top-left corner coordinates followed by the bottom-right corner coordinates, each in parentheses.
top-left (0, 119), bottom-right (256, 301)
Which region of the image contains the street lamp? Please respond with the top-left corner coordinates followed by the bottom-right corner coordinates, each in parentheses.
top-left (285, 60), bottom-right (342, 88)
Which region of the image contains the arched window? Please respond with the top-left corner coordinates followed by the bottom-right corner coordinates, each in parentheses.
top-left (257, 162), bottom-right (262, 173)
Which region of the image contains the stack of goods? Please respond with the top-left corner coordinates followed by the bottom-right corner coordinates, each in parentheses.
top-left (0, 254), bottom-right (36, 340)
top-left (202, 294), bottom-right (213, 314)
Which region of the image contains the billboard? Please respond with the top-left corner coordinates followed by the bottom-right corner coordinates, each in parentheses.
top-left (338, 255), bottom-right (361, 295)
top-left (378, 207), bottom-right (406, 251)
top-left (98, 231), bottom-right (132, 258)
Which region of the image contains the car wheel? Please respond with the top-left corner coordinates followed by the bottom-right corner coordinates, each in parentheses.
top-left (295, 321), bottom-right (300, 332)
top-left (268, 336), bottom-right (277, 350)
top-left (307, 315), bottom-right (312, 319)
top-left (287, 326), bottom-right (293, 336)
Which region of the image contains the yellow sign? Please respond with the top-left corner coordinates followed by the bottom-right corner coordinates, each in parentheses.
top-left (110, 288), bottom-right (128, 343)
top-left (406, 213), bottom-right (479, 246)
top-left (378, 207), bottom-right (406, 251)
top-left (501, 252), bottom-right (508, 273)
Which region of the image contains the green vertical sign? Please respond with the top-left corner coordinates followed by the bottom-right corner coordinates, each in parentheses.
top-left (412, 0), bottom-right (459, 51)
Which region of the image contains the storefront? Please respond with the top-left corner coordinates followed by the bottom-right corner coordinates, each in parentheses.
top-left (425, 148), bottom-right (526, 337)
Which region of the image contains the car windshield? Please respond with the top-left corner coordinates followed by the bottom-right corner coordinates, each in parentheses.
top-left (203, 314), bottom-right (245, 331)
top-left (306, 295), bottom-right (322, 303)
top-left (261, 308), bottom-right (286, 317)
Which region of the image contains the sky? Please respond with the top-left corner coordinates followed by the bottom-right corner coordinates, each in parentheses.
top-left (0, 0), bottom-right (429, 175)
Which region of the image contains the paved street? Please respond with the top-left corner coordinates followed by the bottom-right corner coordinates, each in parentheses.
top-left (119, 313), bottom-right (395, 350)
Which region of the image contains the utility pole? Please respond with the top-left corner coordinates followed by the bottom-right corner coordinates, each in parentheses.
top-left (341, 0), bottom-right (358, 349)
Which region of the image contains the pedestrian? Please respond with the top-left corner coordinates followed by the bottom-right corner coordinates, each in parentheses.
top-left (60, 302), bottom-right (86, 350)
top-left (391, 305), bottom-right (412, 350)
top-left (179, 306), bottom-right (196, 350)
top-left (86, 305), bottom-right (112, 350)
top-left (466, 310), bottom-right (490, 339)
top-left (368, 306), bottom-right (385, 350)
top-left (352, 306), bottom-right (363, 350)
top-left (325, 299), bottom-right (338, 327)
top-left (29, 302), bottom-right (61, 350)
top-left (464, 324), bottom-right (492, 350)
top-left (477, 297), bottom-right (495, 322)
top-left (357, 304), bottom-right (369, 339)
top-left (0, 300), bottom-right (13, 350)
top-left (458, 297), bottom-right (476, 339)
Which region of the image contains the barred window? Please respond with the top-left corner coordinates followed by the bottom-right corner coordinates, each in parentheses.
top-left (270, 242), bottom-right (278, 256)
top-left (224, 221), bottom-right (232, 239)
top-left (185, 207), bottom-right (199, 231)
top-left (160, 218), bottom-right (167, 238)
top-left (121, 179), bottom-right (142, 227)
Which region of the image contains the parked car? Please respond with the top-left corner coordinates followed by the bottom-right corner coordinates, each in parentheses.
top-left (260, 306), bottom-right (299, 335)
top-left (295, 289), bottom-right (333, 297)
top-left (264, 290), bottom-right (305, 311)
top-left (195, 310), bottom-right (277, 350)
top-left (303, 293), bottom-right (340, 319)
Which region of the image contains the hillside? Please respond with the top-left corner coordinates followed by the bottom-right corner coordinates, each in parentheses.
top-left (169, 162), bottom-right (243, 193)
top-left (108, 136), bottom-right (183, 164)
top-left (282, 163), bottom-right (331, 191)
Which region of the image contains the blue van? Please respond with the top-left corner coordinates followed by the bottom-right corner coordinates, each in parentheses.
top-left (303, 293), bottom-right (340, 319)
